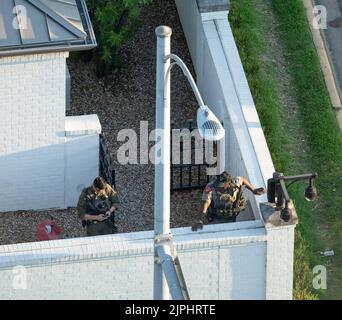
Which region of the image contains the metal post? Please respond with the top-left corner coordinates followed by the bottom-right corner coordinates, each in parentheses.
top-left (154, 25), bottom-right (172, 300)
top-left (156, 244), bottom-right (186, 300)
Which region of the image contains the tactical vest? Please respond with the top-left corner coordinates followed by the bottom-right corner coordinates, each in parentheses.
top-left (85, 188), bottom-right (112, 214)
top-left (210, 184), bottom-right (247, 219)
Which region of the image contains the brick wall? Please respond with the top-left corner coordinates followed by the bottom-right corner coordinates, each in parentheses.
top-left (265, 226), bottom-right (296, 299)
top-left (0, 53), bottom-right (100, 211)
top-left (0, 53), bottom-right (67, 211)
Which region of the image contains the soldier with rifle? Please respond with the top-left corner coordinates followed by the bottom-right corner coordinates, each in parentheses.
top-left (192, 171), bottom-right (266, 231)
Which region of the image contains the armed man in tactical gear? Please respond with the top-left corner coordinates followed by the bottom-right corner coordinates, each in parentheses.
top-left (77, 176), bottom-right (119, 236)
top-left (192, 171), bottom-right (266, 231)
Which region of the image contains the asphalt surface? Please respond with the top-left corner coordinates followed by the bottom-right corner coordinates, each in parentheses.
top-left (338, 0), bottom-right (342, 12)
top-left (314, 0), bottom-right (342, 100)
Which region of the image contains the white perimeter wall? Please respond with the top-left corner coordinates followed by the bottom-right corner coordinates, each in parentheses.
top-left (0, 3), bottom-right (296, 300)
top-left (0, 53), bottom-right (100, 211)
top-left (175, 0), bottom-right (275, 220)
top-left (0, 222), bottom-right (268, 300)
top-left (175, 0), bottom-right (295, 299)
top-left (65, 115), bottom-right (102, 207)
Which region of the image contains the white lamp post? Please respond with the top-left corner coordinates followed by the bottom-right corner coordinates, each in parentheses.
top-left (154, 25), bottom-right (224, 300)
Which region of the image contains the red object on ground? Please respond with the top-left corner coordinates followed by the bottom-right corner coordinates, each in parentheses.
top-left (37, 220), bottom-right (62, 241)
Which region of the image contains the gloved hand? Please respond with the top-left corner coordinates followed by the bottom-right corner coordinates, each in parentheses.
top-left (253, 187), bottom-right (266, 195)
top-left (191, 220), bottom-right (203, 232)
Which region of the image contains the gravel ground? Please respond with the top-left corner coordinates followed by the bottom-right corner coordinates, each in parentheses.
top-left (0, 208), bottom-right (84, 245)
top-left (0, 0), bottom-right (202, 245)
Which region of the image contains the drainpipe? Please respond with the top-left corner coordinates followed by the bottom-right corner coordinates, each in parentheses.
top-left (156, 244), bottom-right (185, 300)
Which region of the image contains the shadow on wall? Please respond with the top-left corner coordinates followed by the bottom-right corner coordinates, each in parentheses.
top-left (0, 135), bottom-right (99, 212)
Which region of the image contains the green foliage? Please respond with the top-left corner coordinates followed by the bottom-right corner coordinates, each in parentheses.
top-left (271, 0), bottom-right (342, 299)
top-left (229, 0), bottom-right (287, 172)
top-left (230, 0), bottom-right (318, 300)
top-left (86, 0), bottom-right (152, 75)
top-left (231, 0), bottom-right (342, 300)
top-left (293, 230), bottom-right (318, 300)
top-left (271, 0), bottom-right (342, 163)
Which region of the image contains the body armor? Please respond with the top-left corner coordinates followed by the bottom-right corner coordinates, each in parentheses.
top-left (85, 190), bottom-right (112, 214)
top-left (209, 183), bottom-right (247, 220)
top-left (82, 187), bottom-right (116, 233)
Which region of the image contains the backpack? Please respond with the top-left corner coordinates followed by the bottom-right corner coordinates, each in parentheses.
top-left (209, 184), bottom-right (247, 222)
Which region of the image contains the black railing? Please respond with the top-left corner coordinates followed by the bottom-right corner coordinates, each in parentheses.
top-left (99, 133), bottom-right (116, 189)
top-left (171, 120), bottom-right (217, 191)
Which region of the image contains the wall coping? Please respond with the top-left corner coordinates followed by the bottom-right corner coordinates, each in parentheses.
top-left (260, 202), bottom-right (298, 230)
top-left (0, 221), bottom-right (265, 269)
top-left (65, 114), bottom-right (102, 136)
top-left (196, 0), bottom-right (230, 13)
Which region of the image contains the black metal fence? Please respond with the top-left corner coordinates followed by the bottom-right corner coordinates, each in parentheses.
top-left (99, 133), bottom-right (116, 189)
top-left (99, 123), bottom-right (217, 191)
top-left (171, 121), bottom-right (217, 191)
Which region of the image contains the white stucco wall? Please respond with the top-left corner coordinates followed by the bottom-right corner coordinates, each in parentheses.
top-left (0, 222), bottom-right (268, 300)
top-left (0, 53), bottom-right (100, 211)
top-left (65, 115), bottom-right (101, 207)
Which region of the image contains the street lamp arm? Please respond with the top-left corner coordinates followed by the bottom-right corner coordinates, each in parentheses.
top-left (165, 53), bottom-right (206, 108)
top-left (282, 172), bottom-right (317, 182)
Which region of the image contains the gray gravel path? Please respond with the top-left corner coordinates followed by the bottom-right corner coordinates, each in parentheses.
top-left (0, 208), bottom-right (84, 245)
top-left (0, 0), bottom-right (202, 245)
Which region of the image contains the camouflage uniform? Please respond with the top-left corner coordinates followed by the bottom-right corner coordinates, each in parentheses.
top-left (202, 176), bottom-right (247, 222)
top-left (77, 184), bottom-right (119, 236)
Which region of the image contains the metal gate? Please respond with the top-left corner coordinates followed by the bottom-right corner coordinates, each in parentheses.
top-left (99, 133), bottom-right (116, 189)
top-left (171, 120), bottom-right (217, 191)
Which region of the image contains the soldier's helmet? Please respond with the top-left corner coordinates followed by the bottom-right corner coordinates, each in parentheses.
top-left (215, 171), bottom-right (232, 188)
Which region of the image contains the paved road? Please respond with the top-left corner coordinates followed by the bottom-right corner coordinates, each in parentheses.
top-left (314, 0), bottom-right (342, 100)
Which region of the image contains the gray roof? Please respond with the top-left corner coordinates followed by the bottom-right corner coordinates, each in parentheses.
top-left (0, 0), bottom-right (96, 57)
